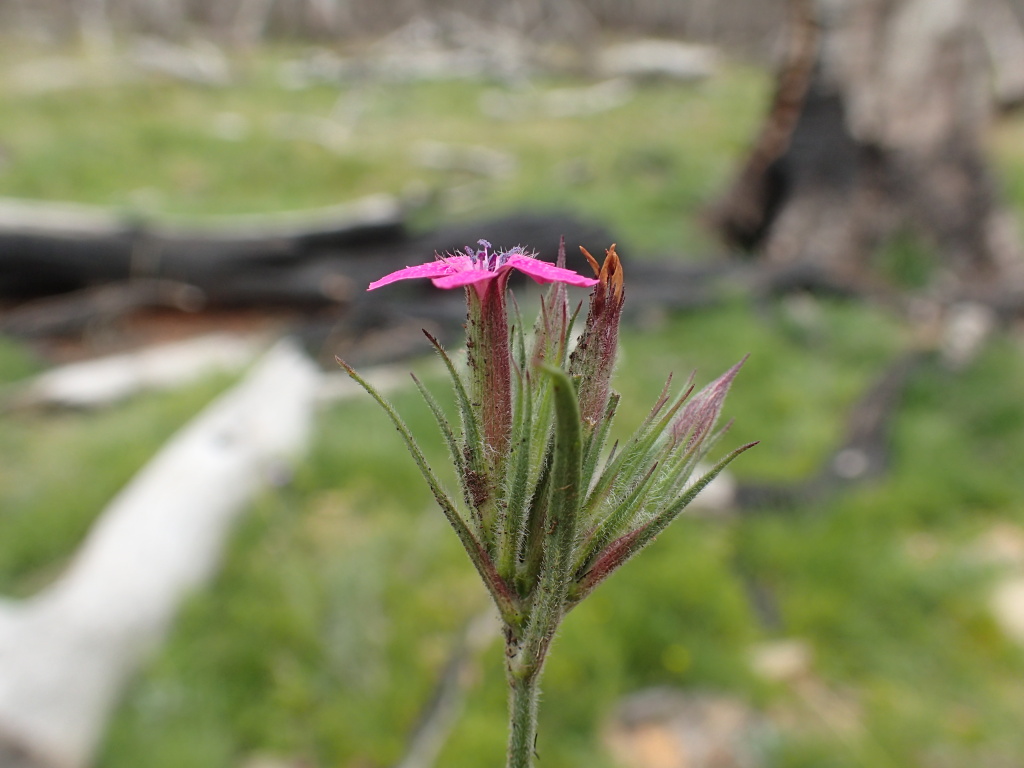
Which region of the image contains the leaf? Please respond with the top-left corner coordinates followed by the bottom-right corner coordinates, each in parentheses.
top-left (581, 375), bottom-right (694, 522)
top-left (422, 331), bottom-right (498, 537)
top-left (499, 357), bottom-right (535, 584)
top-left (411, 373), bottom-right (479, 531)
top-left (580, 390), bottom-right (620, 493)
top-left (338, 357), bottom-right (521, 624)
top-left (518, 364), bottom-right (583, 667)
top-left (568, 441), bottom-right (757, 608)
top-left (573, 458), bottom-right (659, 577)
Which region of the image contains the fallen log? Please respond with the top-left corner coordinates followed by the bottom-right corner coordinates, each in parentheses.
top-left (0, 346), bottom-right (439, 768)
top-left (7, 333), bottom-right (264, 410)
top-left (0, 195), bottom-right (405, 300)
top-left (0, 339), bottom-right (321, 768)
top-left (0, 279), bottom-right (204, 339)
top-left (0, 201), bottom-right (613, 349)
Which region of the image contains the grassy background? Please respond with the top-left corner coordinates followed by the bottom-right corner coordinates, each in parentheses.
top-left (0, 46), bottom-right (764, 254)
top-left (3, 43), bottom-right (1024, 767)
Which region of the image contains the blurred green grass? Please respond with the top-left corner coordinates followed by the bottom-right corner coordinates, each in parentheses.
top-left (2, 44), bottom-right (1024, 768)
top-left (0, 48), bottom-right (765, 254)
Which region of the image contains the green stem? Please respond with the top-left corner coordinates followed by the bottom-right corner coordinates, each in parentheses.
top-left (506, 663), bottom-right (541, 768)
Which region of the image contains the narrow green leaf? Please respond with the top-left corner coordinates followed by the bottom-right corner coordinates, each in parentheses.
top-left (646, 441), bottom-right (757, 545)
top-left (499, 359), bottom-right (534, 583)
top-left (580, 390), bottom-right (619, 492)
top-left (423, 331), bottom-right (485, 475)
top-left (411, 373), bottom-right (479, 531)
top-left (422, 330), bottom-right (500, 542)
top-left (517, 454), bottom-right (551, 595)
top-left (338, 357), bottom-right (521, 624)
top-left (653, 419), bottom-right (732, 502)
top-left (581, 379), bottom-right (692, 520)
top-left (520, 364), bottom-right (583, 669)
top-left (509, 293), bottom-right (528, 376)
top-left (568, 441), bottom-right (757, 608)
top-left (567, 299), bottom-right (584, 351)
top-left (573, 458), bottom-right (660, 577)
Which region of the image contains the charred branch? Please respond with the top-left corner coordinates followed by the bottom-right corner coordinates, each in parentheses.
top-left (710, 0), bottom-right (1024, 289)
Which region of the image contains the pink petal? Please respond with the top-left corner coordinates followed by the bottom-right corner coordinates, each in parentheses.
top-left (507, 254), bottom-right (599, 287)
top-left (367, 256), bottom-right (472, 291)
top-left (431, 269), bottom-right (500, 290)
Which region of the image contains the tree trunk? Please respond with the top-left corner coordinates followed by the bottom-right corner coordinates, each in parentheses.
top-left (711, 0), bottom-right (1024, 289)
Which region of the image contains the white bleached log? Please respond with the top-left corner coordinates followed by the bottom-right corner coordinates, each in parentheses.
top-left (11, 333), bottom-right (264, 410)
top-left (0, 339), bottom-right (321, 768)
top-left (316, 357), bottom-right (440, 405)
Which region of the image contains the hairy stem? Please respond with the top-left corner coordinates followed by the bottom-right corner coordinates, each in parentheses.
top-left (506, 660), bottom-right (541, 768)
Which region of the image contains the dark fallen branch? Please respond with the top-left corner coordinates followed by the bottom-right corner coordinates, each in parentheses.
top-left (0, 198), bottom-right (612, 334)
top-left (261, 252), bottom-right (1024, 371)
top-left (730, 350), bottom-right (925, 633)
top-left (735, 350), bottom-right (925, 511)
top-left (0, 196), bottom-right (405, 300)
top-left (7, 191), bottom-right (1024, 360)
top-left (0, 280), bottom-right (204, 338)
top-left (621, 258), bottom-right (896, 317)
top-left (394, 613), bottom-right (499, 768)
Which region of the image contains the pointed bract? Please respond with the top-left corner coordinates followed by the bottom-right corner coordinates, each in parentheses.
top-left (672, 356), bottom-right (747, 450)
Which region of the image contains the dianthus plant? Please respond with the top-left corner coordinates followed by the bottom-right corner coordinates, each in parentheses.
top-left (339, 239), bottom-right (754, 768)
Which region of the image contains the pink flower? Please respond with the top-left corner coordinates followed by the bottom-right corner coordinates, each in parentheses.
top-left (367, 241), bottom-right (599, 292)
top-left (365, 240), bottom-right (598, 498)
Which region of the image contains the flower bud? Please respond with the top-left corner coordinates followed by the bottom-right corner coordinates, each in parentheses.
top-left (671, 356), bottom-right (746, 451)
top-left (569, 245), bottom-right (625, 437)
